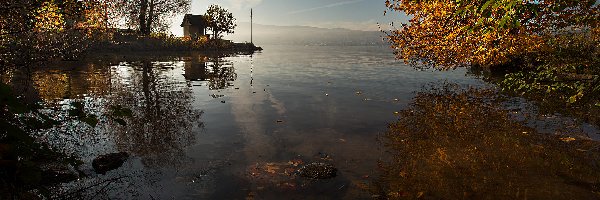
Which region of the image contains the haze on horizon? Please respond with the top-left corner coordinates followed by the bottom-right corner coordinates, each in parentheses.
top-left (168, 0), bottom-right (409, 37)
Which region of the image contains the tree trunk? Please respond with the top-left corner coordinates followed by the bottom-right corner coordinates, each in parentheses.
top-left (138, 0), bottom-right (148, 35)
top-left (146, 0), bottom-right (155, 34)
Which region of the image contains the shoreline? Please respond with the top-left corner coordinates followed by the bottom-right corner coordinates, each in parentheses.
top-left (86, 41), bottom-right (262, 55)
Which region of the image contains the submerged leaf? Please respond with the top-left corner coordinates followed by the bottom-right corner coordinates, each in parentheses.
top-left (71, 102), bottom-right (84, 110)
top-left (110, 105), bottom-right (133, 117)
top-left (81, 115), bottom-right (98, 127)
top-left (114, 118), bottom-right (127, 126)
top-left (560, 137), bottom-right (576, 142)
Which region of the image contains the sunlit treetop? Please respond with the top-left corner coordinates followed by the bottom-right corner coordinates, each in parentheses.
top-left (35, 1), bottom-right (66, 32)
top-left (384, 0), bottom-right (599, 69)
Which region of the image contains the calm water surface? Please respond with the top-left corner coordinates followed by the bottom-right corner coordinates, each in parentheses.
top-left (7, 45), bottom-right (486, 199)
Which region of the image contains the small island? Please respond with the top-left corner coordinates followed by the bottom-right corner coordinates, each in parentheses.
top-left (93, 6), bottom-right (262, 54)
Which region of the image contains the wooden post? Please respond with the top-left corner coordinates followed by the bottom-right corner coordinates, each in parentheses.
top-left (251, 9), bottom-right (253, 44)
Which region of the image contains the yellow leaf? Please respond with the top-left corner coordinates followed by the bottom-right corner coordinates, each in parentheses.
top-left (559, 137), bottom-right (576, 142)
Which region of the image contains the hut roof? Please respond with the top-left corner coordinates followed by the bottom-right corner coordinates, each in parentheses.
top-left (181, 14), bottom-right (207, 27)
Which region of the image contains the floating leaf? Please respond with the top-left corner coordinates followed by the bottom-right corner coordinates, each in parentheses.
top-left (71, 102), bottom-right (84, 110)
top-left (40, 114), bottom-right (59, 126)
top-left (110, 105), bottom-right (133, 117)
top-left (559, 137), bottom-right (576, 142)
top-left (81, 115), bottom-right (98, 127)
top-left (68, 108), bottom-right (85, 117)
top-left (114, 118), bottom-right (127, 126)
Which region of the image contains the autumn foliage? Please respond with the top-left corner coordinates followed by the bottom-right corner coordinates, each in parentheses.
top-left (1, 0), bottom-right (115, 73)
top-left (384, 0), bottom-right (599, 69)
top-left (377, 84), bottom-right (600, 199)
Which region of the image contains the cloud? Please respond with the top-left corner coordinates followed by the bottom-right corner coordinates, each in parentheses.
top-left (227, 0), bottom-right (263, 10)
top-left (289, 0), bottom-right (365, 15)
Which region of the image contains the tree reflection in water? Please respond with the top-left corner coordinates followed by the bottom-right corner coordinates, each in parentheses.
top-left (2, 53), bottom-right (246, 197)
top-left (109, 60), bottom-right (203, 168)
top-left (375, 83), bottom-right (600, 199)
top-left (184, 54), bottom-right (237, 90)
top-left (4, 57), bottom-right (206, 169)
top-left (6, 62), bottom-right (112, 105)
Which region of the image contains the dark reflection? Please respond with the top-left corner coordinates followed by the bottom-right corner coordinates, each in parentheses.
top-left (184, 59), bottom-right (209, 81)
top-left (467, 66), bottom-right (600, 128)
top-left (184, 53), bottom-right (237, 90)
top-left (3, 57), bottom-right (209, 199)
top-left (5, 57), bottom-right (204, 168)
top-left (5, 61), bottom-right (112, 105)
top-left (108, 60), bottom-right (203, 168)
top-left (374, 83), bottom-right (600, 199)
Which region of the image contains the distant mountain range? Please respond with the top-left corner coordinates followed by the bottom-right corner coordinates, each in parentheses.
top-left (224, 22), bottom-right (387, 46)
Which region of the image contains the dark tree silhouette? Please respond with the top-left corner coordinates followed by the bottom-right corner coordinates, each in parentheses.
top-left (116, 0), bottom-right (191, 35)
top-left (204, 4), bottom-right (236, 39)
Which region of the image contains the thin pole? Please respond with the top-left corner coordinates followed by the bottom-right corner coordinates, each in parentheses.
top-left (251, 9), bottom-right (253, 44)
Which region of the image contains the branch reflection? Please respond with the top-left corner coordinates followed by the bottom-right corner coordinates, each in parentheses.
top-left (109, 60), bottom-right (203, 168)
top-left (184, 53), bottom-right (237, 90)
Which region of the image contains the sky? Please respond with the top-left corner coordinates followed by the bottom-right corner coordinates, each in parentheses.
top-left (169, 0), bottom-right (409, 36)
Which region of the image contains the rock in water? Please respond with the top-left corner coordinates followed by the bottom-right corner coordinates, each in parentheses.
top-left (297, 163), bottom-right (337, 179)
top-left (41, 163), bottom-right (80, 184)
top-left (92, 152), bottom-right (129, 174)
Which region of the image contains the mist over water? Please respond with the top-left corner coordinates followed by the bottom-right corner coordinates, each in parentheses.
top-left (225, 23), bottom-right (387, 46)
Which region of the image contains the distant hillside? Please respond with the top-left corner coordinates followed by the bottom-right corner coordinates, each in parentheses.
top-left (224, 22), bottom-right (387, 46)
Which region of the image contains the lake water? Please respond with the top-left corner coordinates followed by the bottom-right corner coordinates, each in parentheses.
top-left (6, 45), bottom-right (489, 199)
